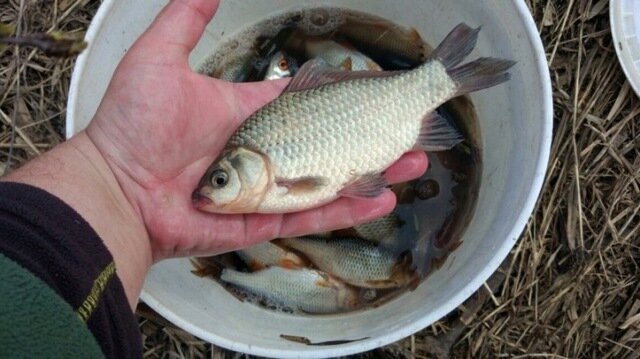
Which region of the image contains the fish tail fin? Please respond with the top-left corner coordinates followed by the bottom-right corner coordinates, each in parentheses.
top-left (449, 57), bottom-right (516, 95)
top-left (390, 251), bottom-right (420, 289)
top-left (430, 23), bottom-right (480, 68)
top-left (248, 260), bottom-right (266, 272)
top-left (429, 23), bottom-right (515, 96)
top-left (190, 257), bottom-right (224, 278)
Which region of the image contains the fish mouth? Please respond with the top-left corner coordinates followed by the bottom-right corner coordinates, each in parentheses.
top-left (192, 190), bottom-right (213, 209)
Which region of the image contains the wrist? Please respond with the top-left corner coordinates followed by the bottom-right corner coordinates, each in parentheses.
top-left (2, 131), bottom-right (152, 308)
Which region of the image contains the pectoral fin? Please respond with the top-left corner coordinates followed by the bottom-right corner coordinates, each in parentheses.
top-left (364, 279), bottom-right (400, 288)
top-left (276, 176), bottom-right (327, 195)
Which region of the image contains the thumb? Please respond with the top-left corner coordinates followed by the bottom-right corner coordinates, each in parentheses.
top-left (221, 78), bottom-right (290, 126)
top-left (131, 0), bottom-right (220, 63)
top-left (195, 78), bottom-right (289, 142)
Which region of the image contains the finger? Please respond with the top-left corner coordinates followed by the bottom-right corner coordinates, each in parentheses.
top-left (182, 188), bottom-right (397, 257)
top-left (187, 150), bottom-right (424, 250)
top-left (277, 190), bottom-right (397, 238)
top-left (133, 0), bottom-right (220, 62)
top-left (193, 78), bottom-right (290, 146)
top-left (239, 152), bottom-right (426, 243)
top-left (384, 151), bottom-right (429, 184)
top-left (196, 190), bottom-right (394, 249)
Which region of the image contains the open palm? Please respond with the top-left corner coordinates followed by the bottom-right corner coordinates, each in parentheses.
top-left (85, 0), bottom-right (427, 261)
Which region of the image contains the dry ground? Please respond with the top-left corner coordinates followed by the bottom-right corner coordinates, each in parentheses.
top-left (0, 0), bottom-right (638, 358)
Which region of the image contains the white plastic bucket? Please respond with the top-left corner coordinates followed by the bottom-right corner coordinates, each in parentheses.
top-left (67, 1), bottom-right (552, 357)
top-left (610, 0), bottom-right (640, 98)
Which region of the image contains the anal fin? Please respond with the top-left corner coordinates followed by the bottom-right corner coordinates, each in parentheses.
top-left (364, 279), bottom-right (399, 288)
top-left (415, 112), bottom-right (464, 151)
top-left (277, 176), bottom-right (327, 195)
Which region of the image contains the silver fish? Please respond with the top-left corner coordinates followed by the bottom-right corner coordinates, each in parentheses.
top-left (337, 16), bottom-right (429, 68)
top-left (282, 28), bottom-right (381, 71)
top-left (305, 38), bottom-right (382, 71)
top-left (264, 51), bottom-right (299, 80)
top-left (220, 266), bottom-right (359, 314)
top-left (236, 241), bottom-right (305, 271)
top-left (279, 236), bottom-right (417, 289)
top-left (194, 23), bottom-right (514, 213)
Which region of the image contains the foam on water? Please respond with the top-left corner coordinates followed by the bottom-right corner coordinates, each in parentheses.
top-left (197, 7), bottom-right (412, 76)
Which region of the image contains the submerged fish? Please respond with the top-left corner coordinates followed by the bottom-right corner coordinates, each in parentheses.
top-left (353, 212), bottom-right (403, 244)
top-left (337, 16), bottom-right (429, 69)
top-left (391, 181), bottom-right (417, 204)
top-left (264, 51), bottom-right (299, 80)
top-left (212, 50), bottom-right (257, 82)
top-left (279, 236), bottom-right (417, 288)
top-left (237, 241), bottom-right (306, 271)
top-left (220, 266), bottom-right (359, 314)
top-left (194, 23), bottom-right (514, 213)
top-left (307, 39), bottom-right (382, 71)
top-left (283, 29), bottom-right (382, 71)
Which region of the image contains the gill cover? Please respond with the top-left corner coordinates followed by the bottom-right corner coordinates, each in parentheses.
top-left (198, 147), bottom-right (272, 213)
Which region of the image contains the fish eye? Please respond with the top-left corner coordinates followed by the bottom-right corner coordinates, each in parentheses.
top-left (211, 169), bottom-right (229, 188)
top-left (279, 58), bottom-right (289, 70)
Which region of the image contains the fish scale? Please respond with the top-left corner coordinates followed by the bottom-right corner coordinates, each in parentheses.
top-left (220, 266), bottom-right (358, 314)
top-left (233, 72), bottom-right (438, 166)
top-left (232, 69), bottom-right (442, 210)
top-left (353, 212), bottom-right (402, 244)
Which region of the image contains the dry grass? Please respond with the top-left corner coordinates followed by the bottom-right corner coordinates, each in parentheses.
top-left (1, 0), bottom-right (638, 358)
top-left (0, 0), bottom-right (96, 172)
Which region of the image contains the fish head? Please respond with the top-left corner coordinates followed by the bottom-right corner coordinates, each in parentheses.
top-left (194, 147), bottom-right (272, 213)
top-left (265, 51), bottom-right (298, 80)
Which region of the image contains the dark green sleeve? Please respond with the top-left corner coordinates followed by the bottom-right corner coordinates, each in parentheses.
top-left (0, 253), bottom-right (103, 358)
top-left (0, 183), bottom-right (142, 358)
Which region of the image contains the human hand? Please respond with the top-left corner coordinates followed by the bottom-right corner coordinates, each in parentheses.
top-left (86, 0), bottom-right (428, 261)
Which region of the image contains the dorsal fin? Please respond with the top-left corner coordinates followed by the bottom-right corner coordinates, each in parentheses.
top-left (284, 58), bottom-right (404, 92)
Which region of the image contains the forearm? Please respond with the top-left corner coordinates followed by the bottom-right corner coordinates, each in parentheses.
top-left (2, 131), bottom-right (151, 309)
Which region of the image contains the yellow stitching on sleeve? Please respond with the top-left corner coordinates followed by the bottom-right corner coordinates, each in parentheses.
top-left (76, 261), bottom-right (116, 322)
